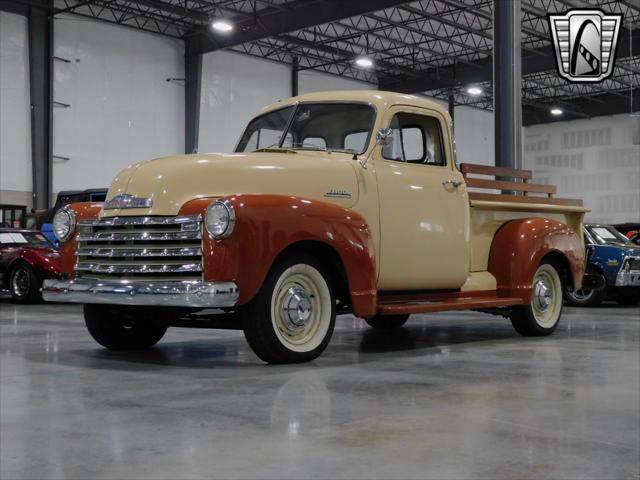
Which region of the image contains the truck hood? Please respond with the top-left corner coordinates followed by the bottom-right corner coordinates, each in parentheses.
top-left (103, 151), bottom-right (360, 216)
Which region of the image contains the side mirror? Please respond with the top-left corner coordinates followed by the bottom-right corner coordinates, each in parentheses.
top-left (376, 128), bottom-right (394, 147)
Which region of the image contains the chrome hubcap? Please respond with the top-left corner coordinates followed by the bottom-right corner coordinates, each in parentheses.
top-left (11, 269), bottom-right (29, 297)
top-left (533, 279), bottom-right (553, 311)
top-left (281, 285), bottom-right (313, 332)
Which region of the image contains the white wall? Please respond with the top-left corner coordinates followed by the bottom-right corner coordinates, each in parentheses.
top-left (452, 106), bottom-right (494, 167)
top-left (52, 15), bottom-right (184, 193)
top-left (199, 51), bottom-right (291, 153)
top-left (524, 114), bottom-right (640, 223)
top-left (298, 69), bottom-right (370, 94)
top-left (0, 12), bottom-right (32, 206)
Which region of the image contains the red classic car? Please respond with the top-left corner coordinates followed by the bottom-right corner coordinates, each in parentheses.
top-left (0, 229), bottom-right (61, 303)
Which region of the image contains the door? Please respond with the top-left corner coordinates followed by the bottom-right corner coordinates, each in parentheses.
top-left (374, 106), bottom-right (470, 291)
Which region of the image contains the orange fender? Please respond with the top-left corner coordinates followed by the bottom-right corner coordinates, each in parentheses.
top-left (488, 218), bottom-right (585, 302)
top-left (179, 195), bottom-right (377, 318)
top-left (58, 202), bottom-right (103, 275)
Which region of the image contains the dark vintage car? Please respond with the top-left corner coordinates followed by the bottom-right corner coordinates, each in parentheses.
top-left (565, 224), bottom-right (640, 307)
top-left (0, 229), bottom-right (61, 303)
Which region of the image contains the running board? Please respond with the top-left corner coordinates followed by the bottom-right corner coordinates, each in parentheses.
top-left (377, 296), bottom-right (526, 315)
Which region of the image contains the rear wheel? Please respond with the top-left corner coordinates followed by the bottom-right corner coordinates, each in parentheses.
top-left (84, 304), bottom-right (168, 350)
top-left (9, 263), bottom-right (41, 303)
top-left (510, 261), bottom-right (563, 336)
top-left (365, 314), bottom-right (409, 329)
top-left (241, 253), bottom-right (336, 364)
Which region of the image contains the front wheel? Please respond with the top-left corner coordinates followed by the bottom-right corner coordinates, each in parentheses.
top-left (241, 253), bottom-right (336, 364)
top-left (84, 304), bottom-right (168, 350)
top-left (9, 263), bottom-right (42, 303)
top-left (564, 270), bottom-right (607, 307)
top-left (510, 261), bottom-right (564, 336)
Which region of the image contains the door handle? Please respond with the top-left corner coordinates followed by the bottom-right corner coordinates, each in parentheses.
top-left (442, 180), bottom-right (463, 188)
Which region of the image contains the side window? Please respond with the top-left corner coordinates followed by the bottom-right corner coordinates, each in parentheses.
top-left (382, 112), bottom-right (445, 166)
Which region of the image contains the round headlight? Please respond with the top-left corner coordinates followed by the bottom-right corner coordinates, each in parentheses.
top-left (205, 200), bottom-right (235, 239)
top-left (52, 207), bottom-right (76, 242)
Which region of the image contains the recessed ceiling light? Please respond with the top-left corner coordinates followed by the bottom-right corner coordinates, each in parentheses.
top-left (466, 86), bottom-right (483, 96)
top-left (355, 56), bottom-right (374, 68)
top-left (550, 108), bottom-right (563, 116)
top-left (212, 20), bottom-right (233, 32)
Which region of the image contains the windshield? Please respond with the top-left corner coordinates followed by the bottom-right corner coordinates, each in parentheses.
top-left (586, 226), bottom-right (634, 246)
top-left (0, 231), bottom-right (52, 248)
top-left (235, 102), bottom-right (376, 154)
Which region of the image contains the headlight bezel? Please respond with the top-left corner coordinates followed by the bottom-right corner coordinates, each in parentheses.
top-left (52, 207), bottom-right (76, 242)
top-left (205, 199), bottom-right (236, 239)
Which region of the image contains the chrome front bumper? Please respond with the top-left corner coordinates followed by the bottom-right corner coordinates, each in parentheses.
top-left (616, 271), bottom-right (640, 287)
top-left (42, 278), bottom-right (239, 308)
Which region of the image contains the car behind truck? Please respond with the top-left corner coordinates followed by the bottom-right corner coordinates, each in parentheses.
top-left (43, 91), bottom-right (588, 364)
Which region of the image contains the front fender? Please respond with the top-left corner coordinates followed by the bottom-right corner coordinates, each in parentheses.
top-left (488, 218), bottom-right (585, 301)
top-left (179, 195), bottom-right (377, 317)
top-left (58, 202), bottom-right (104, 275)
top-left (13, 249), bottom-right (61, 280)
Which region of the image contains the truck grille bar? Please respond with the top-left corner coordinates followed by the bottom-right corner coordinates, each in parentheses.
top-left (75, 215), bottom-right (203, 280)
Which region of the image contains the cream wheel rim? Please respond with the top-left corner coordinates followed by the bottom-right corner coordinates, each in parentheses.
top-left (270, 264), bottom-right (332, 353)
top-left (531, 264), bottom-right (562, 327)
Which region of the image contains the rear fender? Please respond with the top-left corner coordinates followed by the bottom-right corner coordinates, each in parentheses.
top-left (179, 195), bottom-right (378, 317)
top-left (488, 218), bottom-right (585, 302)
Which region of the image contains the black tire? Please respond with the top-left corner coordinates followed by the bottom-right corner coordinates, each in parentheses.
top-left (616, 292), bottom-right (640, 306)
top-left (564, 270), bottom-right (607, 307)
top-left (364, 314), bottom-right (409, 329)
top-left (9, 263), bottom-right (42, 303)
top-left (84, 304), bottom-right (168, 350)
top-left (510, 260), bottom-right (564, 337)
top-left (241, 252), bottom-right (336, 364)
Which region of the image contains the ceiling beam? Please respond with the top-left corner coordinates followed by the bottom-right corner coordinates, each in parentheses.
top-left (379, 27), bottom-right (640, 93)
top-left (189, 0), bottom-right (414, 54)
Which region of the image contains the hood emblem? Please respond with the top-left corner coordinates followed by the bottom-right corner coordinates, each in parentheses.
top-left (104, 194), bottom-right (153, 210)
top-left (324, 188), bottom-right (352, 199)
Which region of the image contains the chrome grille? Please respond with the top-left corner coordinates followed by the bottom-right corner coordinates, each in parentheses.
top-left (628, 257), bottom-right (640, 272)
top-left (75, 215), bottom-right (203, 280)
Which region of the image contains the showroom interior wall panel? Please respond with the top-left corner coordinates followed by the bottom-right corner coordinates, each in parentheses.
top-left (0, 12), bottom-right (32, 207)
top-left (199, 51), bottom-right (291, 153)
top-left (524, 113), bottom-right (640, 223)
top-left (52, 15), bottom-right (184, 194)
top-left (297, 69), bottom-right (370, 94)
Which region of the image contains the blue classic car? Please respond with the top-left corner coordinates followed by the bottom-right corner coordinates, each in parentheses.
top-left (565, 224), bottom-right (640, 307)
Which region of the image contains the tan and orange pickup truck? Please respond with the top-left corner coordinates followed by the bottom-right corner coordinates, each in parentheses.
top-left (43, 91), bottom-right (592, 364)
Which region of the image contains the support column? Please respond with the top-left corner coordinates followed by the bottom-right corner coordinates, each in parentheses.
top-left (28, 1), bottom-right (53, 208)
top-left (291, 55), bottom-right (299, 97)
top-left (448, 93), bottom-right (455, 133)
top-left (493, 0), bottom-right (522, 170)
top-left (185, 36), bottom-right (202, 154)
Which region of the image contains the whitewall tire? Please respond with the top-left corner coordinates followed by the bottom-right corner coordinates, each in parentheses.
top-left (509, 261), bottom-right (563, 336)
top-left (241, 253), bottom-right (336, 364)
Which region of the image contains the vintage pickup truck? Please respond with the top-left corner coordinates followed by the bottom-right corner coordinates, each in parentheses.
top-left (43, 91), bottom-right (588, 364)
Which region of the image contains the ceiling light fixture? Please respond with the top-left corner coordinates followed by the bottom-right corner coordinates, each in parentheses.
top-left (212, 20), bottom-right (233, 33)
top-left (550, 108), bottom-right (563, 116)
top-left (355, 56), bottom-right (374, 68)
top-left (466, 86), bottom-right (483, 96)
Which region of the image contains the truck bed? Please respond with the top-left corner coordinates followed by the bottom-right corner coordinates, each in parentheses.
top-left (460, 163), bottom-right (588, 273)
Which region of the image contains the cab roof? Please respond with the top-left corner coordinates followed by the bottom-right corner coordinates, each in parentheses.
top-left (255, 90), bottom-right (450, 120)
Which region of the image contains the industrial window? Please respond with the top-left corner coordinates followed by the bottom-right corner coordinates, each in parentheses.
top-left (382, 112), bottom-right (445, 166)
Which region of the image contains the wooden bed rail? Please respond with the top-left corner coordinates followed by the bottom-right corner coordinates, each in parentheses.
top-left (459, 163), bottom-right (583, 207)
